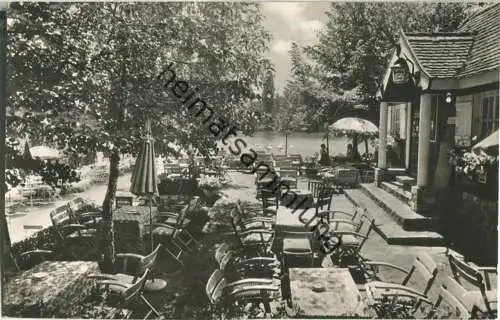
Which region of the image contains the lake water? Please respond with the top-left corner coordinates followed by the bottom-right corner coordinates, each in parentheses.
top-left (241, 131), bottom-right (374, 157)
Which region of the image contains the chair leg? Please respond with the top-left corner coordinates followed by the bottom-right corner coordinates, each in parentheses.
top-left (140, 294), bottom-right (161, 317)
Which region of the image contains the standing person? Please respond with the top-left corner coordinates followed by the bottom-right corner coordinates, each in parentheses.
top-left (346, 144), bottom-right (354, 161)
top-left (318, 143), bottom-right (330, 166)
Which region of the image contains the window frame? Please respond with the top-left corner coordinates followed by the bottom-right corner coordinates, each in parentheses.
top-left (481, 93), bottom-right (499, 138)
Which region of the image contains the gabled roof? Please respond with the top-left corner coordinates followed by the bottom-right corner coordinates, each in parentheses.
top-left (456, 3), bottom-right (500, 77)
top-left (402, 32), bottom-right (475, 79)
top-left (400, 3), bottom-right (500, 80)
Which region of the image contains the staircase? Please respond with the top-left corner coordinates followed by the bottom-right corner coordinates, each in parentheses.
top-left (344, 175), bottom-right (445, 246)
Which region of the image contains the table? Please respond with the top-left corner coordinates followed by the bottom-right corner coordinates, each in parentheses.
top-left (115, 191), bottom-right (135, 207)
top-left (281, 189), bottom-right (314, 209)
top-left (3, 261), bottom-right (99, 317)
top-left (275, 206), bottom-right (320, 234)
top-left (113, 205), bottom-right (158, 253)
top-left (289, 268), bottom-right (370, 318)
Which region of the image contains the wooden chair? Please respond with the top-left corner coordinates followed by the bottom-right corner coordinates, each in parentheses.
top-left (308, 179), bottom-right (328, 198)
top-left (364, 252), bottom-right (438, 317)
top-left (50, 204), bottom-right (97, 258)
top-left (231, 220), bottom-right (275, 256)
top-left (447, 253), bottom-right (497, 317)
top-left (230, 208), bottom-right (273, 232)
top-left (17, 249), bottom-right (54, 270)
top-left (261, 189), bottom-right (279, 214)
top-left (214, 243), bottom-right (279, 280)
top-left (68, 197), bottom-right (102, 226)
top-left (316, 206), bottom-right (367, 225)
top-left (314, 186), bottom-right (335, 214)
top-left (275, 159), bottom-right (294, 170)
top-left (206, 269), bottom-right (279, 313)
top-left (426, 276), bottom-right (472, 319)
top-left (236, 200), bottom-right (276, 220)
top-left (151, 223), bottom-right (190, 266)
top-left (155, 197), bottom-right (200, 251)
top-left (281, 231), bottom-right (315, 268)
top-left (330, 215), bottom-right (375, 265)
top-left (91, 269), bottom-right (160, 319)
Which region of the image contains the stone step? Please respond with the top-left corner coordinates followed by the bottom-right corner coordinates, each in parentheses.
top-left (380, 182), bottom-right (412, 204)
top-left (360, 183), bottom-right (434, 232)
top-left (344, 189), bottom-right (445, 246)
top-left (396, 175), bottom-right (416, 187)
top-left (387, 168), bottom-right (407, 178)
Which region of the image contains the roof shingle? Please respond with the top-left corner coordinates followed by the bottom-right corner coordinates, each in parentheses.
top-left (404, 33), bottom-right (474, 78)
top-left (402, 4), bottom-right (500, 79)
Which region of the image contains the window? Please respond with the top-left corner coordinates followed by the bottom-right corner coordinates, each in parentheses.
top-left (429, 95), bottom-right (439, 141)
top-left (390, 106), bottom-right (400, 137)
top-left (481, 94), bottom-right (499, 138)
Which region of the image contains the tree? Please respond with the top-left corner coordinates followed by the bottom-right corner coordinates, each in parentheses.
top-left (261, 69), bottom-right (275, 128)
top-left (306, 2), bottom-right (480, 112)
top-left (7, 2), bottom-right (271, 271)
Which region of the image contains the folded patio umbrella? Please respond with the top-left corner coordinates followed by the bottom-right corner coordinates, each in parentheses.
top-left (23, 140), bottom-right (32, 160)
top-left (472, 130), bottom-right (499, 156)
top-left (130, 119), bottom-right (158, 253)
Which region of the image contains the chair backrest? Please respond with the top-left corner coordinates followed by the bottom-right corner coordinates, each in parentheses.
top-left (279, 169), bottom-right (298, 180)
top-left (276, 159), bottom-right (293, 169)
top-left (214, 243), bottom-right (233, 265)
top-left (206, 269), bottom-right (227, 305)
top-left (447, 253), bottom-right (488, 297)
top-left (50, 204), bottom-right (73, 226)
top-left (122, 269), bottom-right (149, 304)
top-left (273, 154), bottom-right (287, 162)
top-left (18, 249), bottom-right (53, 270)
top-left (308, 180), bottom-right (326, 198)
top-left (430, 276), bottom-right (471, 319)
top-left (261, 190), bottom-right (279, 210)
top-left (316, 186), bottom-right (334, 207)
top-left (140, 244), bottom-right (162, 272)
top-left (402, 252), bottom-right (438, 295)
top-left (288, 154), bottom-right (302, 163)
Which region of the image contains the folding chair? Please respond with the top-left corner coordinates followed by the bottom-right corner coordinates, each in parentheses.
top-left (364, 252), bottom-right (438, 318)
top-left (68, 197), bottom-right (102, 227)
top-left (151, 224), bottom-right (191, 266)
top-left (50, 204), bottom-right (97, 259)
top-left (90, 269), bottom-right (160, 319)
top-left (214, 243), bottom-right (280, 280)
top-left (206, 269), bottom-right (280, 313)
top-left (330, 215), bottom-right (375, 265)
top-left (447, 253), bottom-right (497, 317)
top-left (426, 276), bottom-right (472, 319)
top-left (313, 186), bottom-right (335, 214)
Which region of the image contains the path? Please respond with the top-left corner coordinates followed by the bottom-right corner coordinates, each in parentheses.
top-left (7, 173), bottom-right (132, 243)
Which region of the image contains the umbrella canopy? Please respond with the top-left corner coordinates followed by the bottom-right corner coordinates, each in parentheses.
top-left (130, 120), bottom-right (158, 196)
top-left (472, 130), bottom-right (499, 156)
top-left (29, 146), bottom-right (60, 160)
top-left (328, 117), bottom-right (378, 137)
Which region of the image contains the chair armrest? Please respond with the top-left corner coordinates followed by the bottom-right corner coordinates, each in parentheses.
top-left (476, 267), bottom-right (497, 274)
top-left (317, 210), bottom-right (355, 219)
top-left (245, 217), bottom-right (275, 223)
top-left (379, 290), bottom-right (432, 305)
top-left (229, 285), bottom-right (279, 297)
top-left (96, 279), bottom-right (129, 289)
top-left (61, 223), bottom-right (88, 230)
top-left (238, 229), bottom-right (274, 236)
top-left (227, 278), bottom-right (274, 289)
top-left (88, 273), bottom-right (118, 280)
top-left (331, 230), bottom-right (367, 239)
top-left (370, 282), bottom-right (424, 298)
top-left (19, 249), bottom-right (53, 258)
top-left (237, 257), bottom-right (278, 266)
top-left (363, 261), bottom-right (409, 275)
top-left (116, 253), bottom-right (145, 260)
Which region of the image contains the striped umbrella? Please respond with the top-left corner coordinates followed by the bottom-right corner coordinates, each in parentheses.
top-left (130, 119), bottom-right (158, 252)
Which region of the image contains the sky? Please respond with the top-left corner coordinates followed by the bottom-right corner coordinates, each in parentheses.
top-left (261, 2), bottom-right (331, 93)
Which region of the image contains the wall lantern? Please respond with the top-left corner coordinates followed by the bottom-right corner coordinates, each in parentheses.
top-left (445, 92), bottom-right (453, 104)
top-left (391, 61), bottom-right (411, 85)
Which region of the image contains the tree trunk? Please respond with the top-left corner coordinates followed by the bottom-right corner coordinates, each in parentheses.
top-left (285, 133), bottom-right (288, 156)
top-left (1, 215), bottom-right (19, 281)
top-left (352, 135), bottom-right (360, 160)
top-left (98, 150), bottom-right (120, 273)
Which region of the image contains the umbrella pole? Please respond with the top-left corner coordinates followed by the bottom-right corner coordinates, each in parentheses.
top-left (149, 194), bottom-right (153, 252)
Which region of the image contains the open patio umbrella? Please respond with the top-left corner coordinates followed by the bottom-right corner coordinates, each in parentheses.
top-left (29, 145), bottom-right (60, 160)
top-left (328, 117), bottom-right (378, 158)
top-left (472, 130), bottom-right (499, 156)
